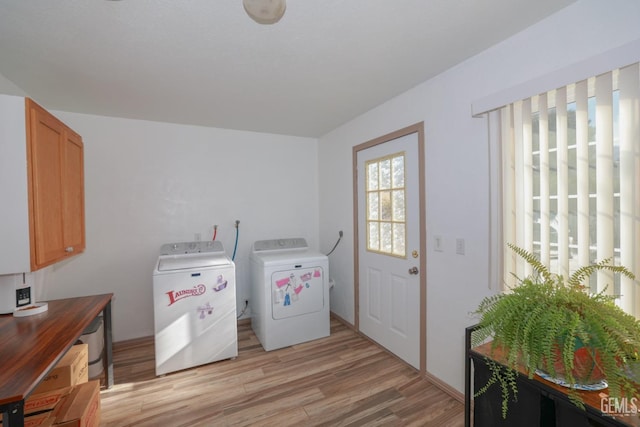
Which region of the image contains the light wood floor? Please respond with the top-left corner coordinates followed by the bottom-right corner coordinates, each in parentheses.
top-left (99, 318), bottom-right (464, 426)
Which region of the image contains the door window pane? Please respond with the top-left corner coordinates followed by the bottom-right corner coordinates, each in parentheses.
top-left (392, 190), bottom-right (405, 221)
top-left (368, 163), bottom-right (379, 190)
top-left (393, 223), bottom-right (406, 256)
top-left (380, 191), bottom-right (392, 220)
top-left (380, 159), bottom-right (391, 190)
top-left (368, 222), bottom-right (379, 251)
top-left (368, 193), bottom-right (379, 220)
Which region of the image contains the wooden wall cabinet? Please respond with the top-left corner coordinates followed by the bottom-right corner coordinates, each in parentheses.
top-left (26, 98), bottom-right (85, 270)
top-left (0, 95), bottom-right (85, 274)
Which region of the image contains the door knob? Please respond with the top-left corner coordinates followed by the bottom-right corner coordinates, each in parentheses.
top-left (65, 246), bottom-right (74, 253)
top-left (408, 266), bottom-right (419, 275)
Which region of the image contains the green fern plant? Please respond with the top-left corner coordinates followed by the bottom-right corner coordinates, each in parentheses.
top-left (472, 243), bottom-right (640, 417)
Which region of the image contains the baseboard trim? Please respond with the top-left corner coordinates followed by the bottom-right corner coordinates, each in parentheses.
top-left (330, 311), bottom-right (355, 330)
top-left (425, 371), bottom-right (464, 403)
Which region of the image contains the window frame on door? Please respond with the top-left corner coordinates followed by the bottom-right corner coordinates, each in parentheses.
top-left (364, 151), bottom-right (407, 259)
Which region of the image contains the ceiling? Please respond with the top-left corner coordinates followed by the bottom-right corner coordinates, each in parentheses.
top-left (0, 0), bottom-right (577, 138)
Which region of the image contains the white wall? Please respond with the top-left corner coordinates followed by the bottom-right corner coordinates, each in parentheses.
top-left (319, 0), bottom-right (640, 394)
top-left (37, 112), bottom-right (319, 342)
top-left (0, 73), bottom-right (26, 97)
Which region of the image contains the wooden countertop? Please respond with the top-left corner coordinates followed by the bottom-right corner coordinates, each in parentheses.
top-left (471, 341), bottom-right (640, 426)
top-left (0, 294), bottom-right (112, 406)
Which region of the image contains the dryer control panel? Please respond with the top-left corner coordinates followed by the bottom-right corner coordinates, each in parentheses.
top-left (253, 238), bottom-right (308, 252)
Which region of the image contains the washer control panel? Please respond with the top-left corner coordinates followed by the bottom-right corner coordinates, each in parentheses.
top-left (160, 240), bottom-right (224, 256)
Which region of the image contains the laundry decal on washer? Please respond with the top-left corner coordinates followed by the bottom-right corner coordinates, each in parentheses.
top-left (197, 302), bottom-right (214, 319)
top-left (213, 275), bottom-right (228, 292)
top-left (165, 284), bottom-right (207, 306)
top-left (272, 268), bottom-right (322, 308)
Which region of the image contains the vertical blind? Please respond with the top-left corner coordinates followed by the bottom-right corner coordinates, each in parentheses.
top-left (500, 62), bottom-right (640, 318)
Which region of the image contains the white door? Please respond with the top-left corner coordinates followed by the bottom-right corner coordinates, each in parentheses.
top-left (356, 127), bottom-right (424, 370)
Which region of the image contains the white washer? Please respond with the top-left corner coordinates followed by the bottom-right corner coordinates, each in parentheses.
top-left (153, 240), bottom-right (237, 376)
top-left (250, 238), bottom-right (329, 351)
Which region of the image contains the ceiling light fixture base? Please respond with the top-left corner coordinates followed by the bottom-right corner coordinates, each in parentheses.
top-left (243, 0), bottom-right (286, 25)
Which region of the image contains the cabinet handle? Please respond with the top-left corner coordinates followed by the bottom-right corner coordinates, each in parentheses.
top-left (65, 247), bottom-right (74, 253)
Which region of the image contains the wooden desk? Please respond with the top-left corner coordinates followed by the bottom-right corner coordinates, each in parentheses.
top-left (0, 294), bottom-right (113, 427)
top-left (465, 325), bottom-right (640, 427)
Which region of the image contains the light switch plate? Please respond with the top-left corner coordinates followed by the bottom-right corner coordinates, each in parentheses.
top-left (434, 235), bottom-right (443, 252)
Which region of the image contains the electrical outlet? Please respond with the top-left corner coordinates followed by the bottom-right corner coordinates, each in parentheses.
top-left (238, 299), bottom-right (250, 318)
top-left (456, 238), bottom-right (465, 255)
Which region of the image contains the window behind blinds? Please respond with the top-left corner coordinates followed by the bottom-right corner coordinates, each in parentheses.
top-left (500, 63), bottom-right (640, 317)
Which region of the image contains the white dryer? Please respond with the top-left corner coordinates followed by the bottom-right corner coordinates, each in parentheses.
top-left (153, 240), bottom-right (237, 376)
top-left (250, 238), bottom-right (330, 351)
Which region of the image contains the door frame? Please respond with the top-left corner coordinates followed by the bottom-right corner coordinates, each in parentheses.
top-left (352, 122), bottom-right (426, 375)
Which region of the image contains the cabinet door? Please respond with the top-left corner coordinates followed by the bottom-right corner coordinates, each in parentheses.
top-left (62, 129), bottom-right (85, 254)
top-left (27, 100), bottom-right (67, 269)
top-left (26, 99), bottom-right (85, 270)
